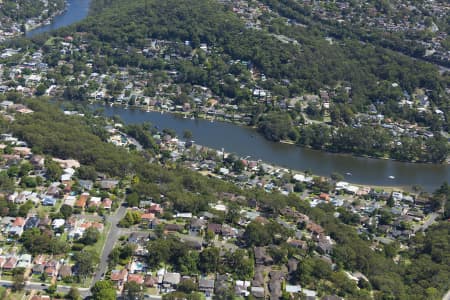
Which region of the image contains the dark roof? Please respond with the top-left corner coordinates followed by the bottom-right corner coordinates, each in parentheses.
top-left (199, 278), bottom-right (215, 289)
top-left (58, 265), bottom-right (72, 278)
top-left (24, 217), bottom-right (40, 230)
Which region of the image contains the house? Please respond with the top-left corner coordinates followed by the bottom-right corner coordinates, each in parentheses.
top-left (287, 238), bottom-right (308, 250)
top-left (164, 224), bottom-right (184, 233)
top-left (144, 275), bottom-right (158, 287)
top-left (99, 179), bottom-right (119, 190)
top-left (269, 273), bottom-right (283, 299)
top-left (3, 256), bottom-right (18, 270)
top-left (39, 217), bottom-right (51, 228)
top-left (31, 296), bottom-right (51, 300)
top-left (189, 218), bottom-right (207, 235)
top-left (88, 196), bottom-right (101, 207)
top-left (221, 224), bottom-right (237, 238)
top-left (254, 247), bottom-right (273, 265)
top-left (252, 266), bottom-right (265, 287)
top-left (286, 284), bottom-right (301, 294)
top-left (0, 257), bottom-right (6, 269)
top-left (16, 254), bottom-right (32, 269)
top-left (163, 272), bottom-right (181, 287)
top-left (207, 223), bottom-right (222, 235)
top-left (52, 158), bottom-right (80, 169)
top-left (42, 197), bottom-right (56, 206)
top-left (148, 203), bottom-right (163, 215)
top-left (128, 273), bottom-right (144, 285)
top-left (64, 195), bottom-right (76, 207)
top-left (215, 274), bottom-right (232, 294)
top-left (45, 183), bottom-right (61, 197)
top-left (45, 260), bottom-right (60, 277)
top-left (58, 264), bottom-right (72, 279)
top-left (251, 286), bottom-right (265, 298)
top-left (30, 155), bottom-right (45, 168)
top-left (32, 264), bottom-right (45, 275)
top-left (13, 217), bottom-right (26, 227)
top-left (8, 226), bottom-right (23, 237)
top-left (111, 269), bottom-right (129, 289)
top-left (235, 280), bottom-right (251, 297)
top-left (75, 193), bottom-right (89, 209)
top-left (78, 180), bottom-right (93, 191)
top-left (52, 219), bottom-right (65, 229)
top-left (102, 198), bottom-right (113, 209)
top-left (24, 216), bottom-right (40, 230)
top-left (141, 213), bottom-right (155, 224)
top-left (319, 193), bottom-right (330, 202)
top-left (199, 278), bottom-right (215, 296)
top-left (306, 222), bottom-right (325, 236)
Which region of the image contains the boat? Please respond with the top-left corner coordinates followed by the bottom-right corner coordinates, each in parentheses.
top-left (345, 172), bottom-right (352, 176)
top-left (388, 176), bottom-right (395, 179)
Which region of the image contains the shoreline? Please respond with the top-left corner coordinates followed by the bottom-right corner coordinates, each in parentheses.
top-left (92, 102), bottom-right (421, 193)
top-left (94, 100), bottom-right (449, 167)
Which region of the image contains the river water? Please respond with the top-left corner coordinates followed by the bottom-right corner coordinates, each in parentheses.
top-left (96, 105), bottom-right (450, 192)
top-left (26, 0), bottom-right (91, 38)
top-left (22, 0), bottom-right (449, 192)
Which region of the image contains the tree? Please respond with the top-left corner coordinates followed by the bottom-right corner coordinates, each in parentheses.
top-left (12, 268), bottom-right (25, 291)
top-left (60, 204), bottom-right (73, 219)
top-left (183, 130), bottom-right (193, 140)
top-left (74, 249), bottom-right (99, 280)
top-left (118, 210), bottom-right (141, 227)
top-left (243, 221), bottom-right (271, 246)
top-left (123, 281), bottom-right (144, 300)
top-left (178, 279), bottom-right (197, 293)
top-left (80, 227), bottom-right (100, 245)
top-left (47, 284), bottom-right (57, 295)
top-left (258, 112), bottom-right (293, 141)
top-left (45, 159), bottom-right (62, 181)
top-left (77, 165), bottom-right (98, 180)
top-left (91, 280), bottom-right (117, 300)
top-left (199, 247), bottom-right (220, 273)
top-left (67, 287), bottom-right (82, 300)
top-left (35, 84), bottom-right (47, 96)
top-left (126, 192), bottom-right (140, 207)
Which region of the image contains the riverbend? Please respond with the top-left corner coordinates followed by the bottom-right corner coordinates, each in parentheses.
top-left (92, 103), bottom-right (450, 192)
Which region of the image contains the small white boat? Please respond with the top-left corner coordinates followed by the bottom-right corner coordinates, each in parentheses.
top-left (388, 176), bottom-right (395, 179)
top-left (345, 172), bottom-right (352, 176)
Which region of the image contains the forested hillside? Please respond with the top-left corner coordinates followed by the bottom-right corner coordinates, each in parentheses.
top-left (72, 0), bottom-right (447, 108)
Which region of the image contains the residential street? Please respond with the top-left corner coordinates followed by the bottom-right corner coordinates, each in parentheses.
top-left (0, 280), bottom-right (90, 298)
top-left (413, 212), bottom-right (438, 233)
top-left (92, 204), bottom-right (128, 285)
top-left (443, 289), bottom-right (450, 300)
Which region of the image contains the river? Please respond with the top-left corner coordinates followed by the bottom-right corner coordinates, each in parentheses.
top-left (95, 105), bottom-right (449, 192)
top-left (26, 0), bottom-right (91, 38)
top-left (22, 0), bottom-right (449, 192)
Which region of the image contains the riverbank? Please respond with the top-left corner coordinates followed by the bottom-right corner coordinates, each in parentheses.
top-left (96, 100), bottom-right (450, 167)
top-left (91, 101), bottom-right (449, 191)
top-left (24, 4), bottom-right (68, 33)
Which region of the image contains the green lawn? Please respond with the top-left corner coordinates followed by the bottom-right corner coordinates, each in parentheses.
top-left (84, 221), bottom-right (111, 255)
